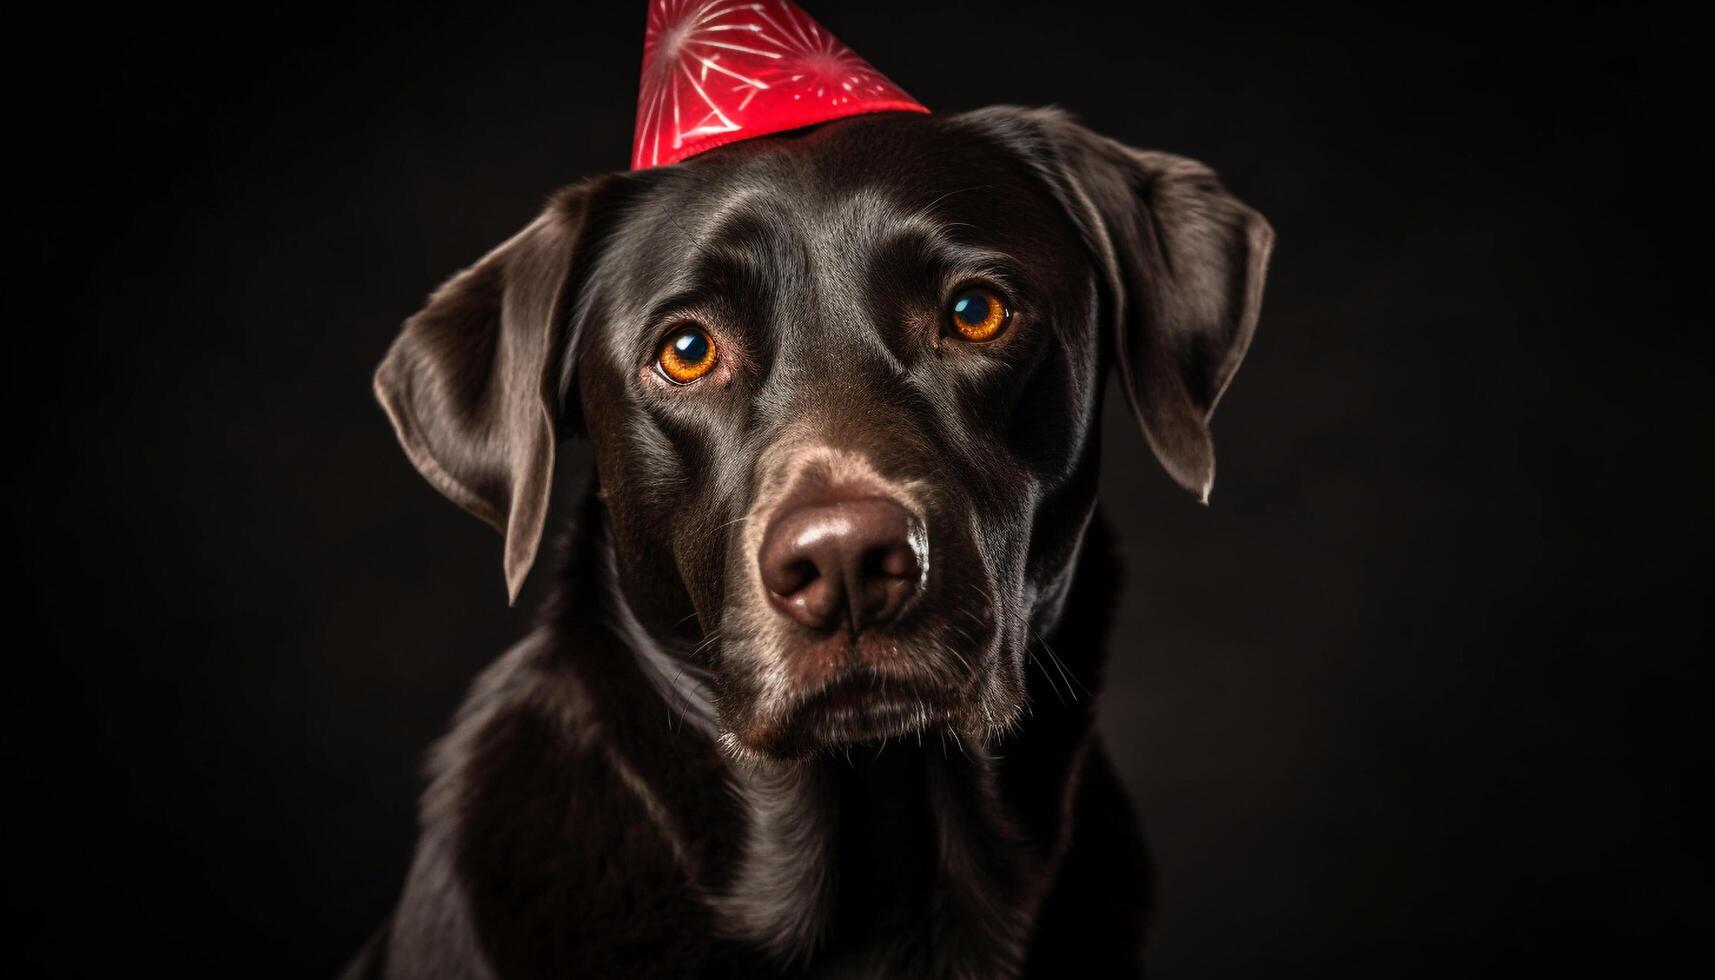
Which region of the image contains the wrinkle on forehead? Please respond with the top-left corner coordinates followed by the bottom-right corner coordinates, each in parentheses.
top-left (655, 175), bottom-right (970, 275)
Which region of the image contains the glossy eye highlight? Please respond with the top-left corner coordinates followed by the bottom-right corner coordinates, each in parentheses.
top-left (658, 325), bottom-right (717, 384)
top-left (948, 287), bottom-right (1010, 342)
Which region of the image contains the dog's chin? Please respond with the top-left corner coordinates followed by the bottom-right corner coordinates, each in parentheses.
top-left (726, 668), bottom-right (969, 761)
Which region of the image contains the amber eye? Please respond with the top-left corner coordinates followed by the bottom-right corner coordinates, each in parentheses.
top-left (657, 325), bottom-right (717, 383)
top-left (948, 287), bottom-right (1010, 342)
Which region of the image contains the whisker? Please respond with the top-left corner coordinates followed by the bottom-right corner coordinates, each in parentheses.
top-left (1027, 645), bottom-right (1068, 705)
top-left (963, 579), bottom-right (1090, 702)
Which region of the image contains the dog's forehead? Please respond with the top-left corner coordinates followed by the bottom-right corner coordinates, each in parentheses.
top-left (618, 113), bottom-right (1071, 284)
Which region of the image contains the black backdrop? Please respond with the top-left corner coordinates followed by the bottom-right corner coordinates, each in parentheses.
top-left (14, 1), bottom-right (1707, 975)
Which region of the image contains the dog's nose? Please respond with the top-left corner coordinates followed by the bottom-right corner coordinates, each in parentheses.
top-left (759, 497), bottom-right (923, 633)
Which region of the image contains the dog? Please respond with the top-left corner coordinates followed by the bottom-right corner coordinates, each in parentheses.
top-left (343, 105), bottom-right (1273, 979)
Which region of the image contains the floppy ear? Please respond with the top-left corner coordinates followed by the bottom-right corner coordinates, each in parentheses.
top-left (375, 178), bottom-right (614, 603)
top-left (1033, 110), bottom-right (1275, 501)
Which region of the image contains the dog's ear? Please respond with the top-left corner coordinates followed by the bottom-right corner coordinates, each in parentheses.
top-left (375, 177), bottom-right (618, 602)
top-left (1017, 108), bottom-right (1275, 501)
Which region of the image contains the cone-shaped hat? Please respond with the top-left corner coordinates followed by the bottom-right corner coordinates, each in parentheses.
top-left (633, 0), bottom-right (929, 169)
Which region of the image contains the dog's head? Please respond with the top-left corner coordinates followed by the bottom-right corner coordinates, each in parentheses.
top-left (376, 107), bottom-right (1272, 759)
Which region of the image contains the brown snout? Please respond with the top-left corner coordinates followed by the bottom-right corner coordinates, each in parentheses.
top-left (758, 496), bottom-right (923, 633)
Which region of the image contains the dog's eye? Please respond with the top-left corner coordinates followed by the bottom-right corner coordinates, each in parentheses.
top-left (657, 326), bottom-right (717, 384)
top-left (947, 287), bottom-right (1010, 342)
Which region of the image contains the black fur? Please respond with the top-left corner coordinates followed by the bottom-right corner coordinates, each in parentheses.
top-left (349, 105), bottom-right (1272, 978)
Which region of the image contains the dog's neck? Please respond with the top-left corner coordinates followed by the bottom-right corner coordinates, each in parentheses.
top-left (572, 505), bottom-right (1119, 973)
top-left (604, 539), bottom-right (722, 738)
top-left (714, 739), bottom-right (1057, 976)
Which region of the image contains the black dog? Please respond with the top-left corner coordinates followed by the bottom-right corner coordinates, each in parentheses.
top-left (345, 105), bottom-right (1272, 979)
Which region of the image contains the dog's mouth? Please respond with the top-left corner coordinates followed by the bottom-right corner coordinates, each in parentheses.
top-left (731, 665), bottom-right (962, 758)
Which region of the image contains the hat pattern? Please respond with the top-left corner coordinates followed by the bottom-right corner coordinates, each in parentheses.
top-left (633, 0), bottom-right (928, 169)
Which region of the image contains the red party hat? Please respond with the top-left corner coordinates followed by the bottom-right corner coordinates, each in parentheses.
top-left (632, 0), bottom-right (929, 169)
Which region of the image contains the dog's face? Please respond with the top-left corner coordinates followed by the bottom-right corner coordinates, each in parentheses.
top-left (376, 107), bottom-right (1271, 759)
top-left (576, 113), bottom-right (1106, 756)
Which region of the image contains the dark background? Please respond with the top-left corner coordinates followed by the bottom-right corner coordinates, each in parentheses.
top-left (14, 0), bottom-right (1708, 975)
